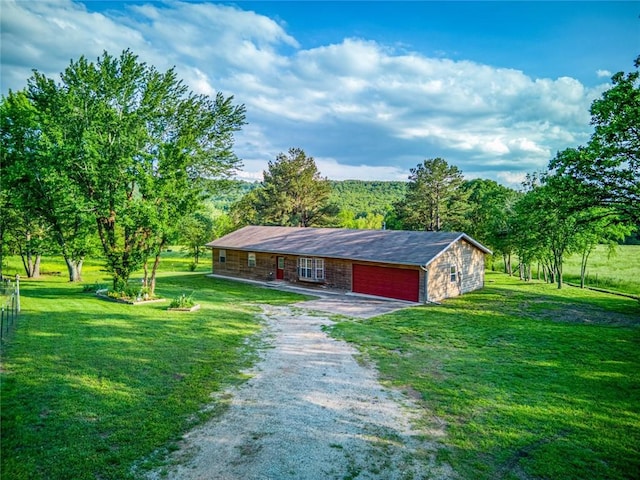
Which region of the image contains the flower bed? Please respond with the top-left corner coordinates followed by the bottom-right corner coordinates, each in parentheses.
top-left (96, 289), bottom-right (165, 305)
top-left (167, 304), bottom-right (201, 312)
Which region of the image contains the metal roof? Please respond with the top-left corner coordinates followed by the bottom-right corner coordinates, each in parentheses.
top-left (206, 226), bottom-right (492, 267)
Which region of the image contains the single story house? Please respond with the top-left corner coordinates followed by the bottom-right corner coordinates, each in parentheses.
top-left (206, 226), bottom-right (492, 303)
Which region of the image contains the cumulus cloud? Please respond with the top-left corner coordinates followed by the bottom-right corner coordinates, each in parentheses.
top-left (0, 0), bottom-right (606, 187)
top-left (596, 69), bottom-right (612, 78)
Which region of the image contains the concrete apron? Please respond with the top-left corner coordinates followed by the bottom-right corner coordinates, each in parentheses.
top-left (207, 274), bottom-right (418, 319)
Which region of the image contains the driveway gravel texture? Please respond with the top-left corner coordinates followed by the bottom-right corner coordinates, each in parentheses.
top-left (148, 303), bottom-right (453, 480)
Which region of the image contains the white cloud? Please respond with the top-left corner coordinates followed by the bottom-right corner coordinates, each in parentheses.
top-left (596, 69), bottom-right (612, 78)
top-left (314, 158), bottom-right (407, 181)
top-left (0, 0), bottom-right (605, 186)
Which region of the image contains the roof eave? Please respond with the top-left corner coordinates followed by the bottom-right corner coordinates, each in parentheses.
top-left (206, 244), bottom-right (428, 267)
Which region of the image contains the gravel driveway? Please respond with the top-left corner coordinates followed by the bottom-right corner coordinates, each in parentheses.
top-left (148, 304), bottom-right (451, 480)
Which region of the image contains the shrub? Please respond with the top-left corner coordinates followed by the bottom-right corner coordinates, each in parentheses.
top-left (107, 282), bottom-right (151, 301)
top-left (168, 292), bottom-right (195, 309)
top-left (82, 282), bottom-right (105, 293)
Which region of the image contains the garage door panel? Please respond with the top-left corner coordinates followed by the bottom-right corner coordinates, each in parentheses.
top-left (352, 264), bottom-right (419, 302)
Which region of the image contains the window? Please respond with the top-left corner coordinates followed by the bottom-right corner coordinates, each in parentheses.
top-left (248, 252), bottom-right (256, 267)
top-left (298, 257), bottom-right (324, 281)
top-left (219, 250), bottom-right (226, 263)
top-left (450, 265), bottom-right (457, 282)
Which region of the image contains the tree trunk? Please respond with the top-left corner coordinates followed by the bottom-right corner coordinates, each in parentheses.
top-left (0, 228), bottom-right (4, 280)
top-left (580, 248), bottom-right (591, 289)
top-left (142, 259), bottom-right (149, 288)
top-left (64, 257), bottom-right (84, 282)
top-left (554, 254), bottom-right (563, 289)
top-left (31, 254), bottom-right (41, 278)
top-left (148, 252), bottom-right (162, 297)
top-left (21, 251), bottom-right (41, 278)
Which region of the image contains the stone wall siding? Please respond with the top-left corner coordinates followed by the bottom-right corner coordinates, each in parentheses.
top-left (211, 249), bottom-right (353, 290)
top-left (426, 239), bottom-right (485, 302)
top-left (212, 240), bottom-right (485, 302)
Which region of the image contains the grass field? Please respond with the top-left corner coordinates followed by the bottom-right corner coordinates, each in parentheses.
top-left (488, 244), bottom-right (640, 296)
top-left (330, 272), bottom-right (640, 480)
top-left (0, 254), bottom-right (307, 480)
top-left (1, 254), bottom-right (639, 479)
top-left (563, 244), bottom-right (640, 295)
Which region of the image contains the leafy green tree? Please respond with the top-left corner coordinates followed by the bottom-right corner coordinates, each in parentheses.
top-left (550, 56), bottom-right (640, 224)
top-left (393, 158), bottom-right (468, 231)
top-left (1, 89), bottom-right (99, 281)
top-left (250, 148), bottom-right (336, 227)
top-left (336, 210), bottom-right (384, 229)
top-left (211, 213), bottom-right (237, 239)
top-left (13, 50), bottom-right (246, 292)
top-left (572, 213), bottom-right (633, 288)
top-left (461, 179), bottom-right (520, 244)
top-left (328, 180), bottom-right (406, 217)
top-left (460, 179), bottom-right (520, 272)
top-left (229, 188), bottom-right (262, 228)
top-left (511, 172), bottom-right (632, 289)
top-left (180, 211), bottom-right (215, 265)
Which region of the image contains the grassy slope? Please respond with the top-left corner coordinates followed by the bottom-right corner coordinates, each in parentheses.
top-left (330, 272), bottom-right (640, 480)
top-left (0, 256), bottom-right (306, 480)
top-left (488, 244), bottom-right (640, 297)
top-left (563, 244), bottom-right (640, 295)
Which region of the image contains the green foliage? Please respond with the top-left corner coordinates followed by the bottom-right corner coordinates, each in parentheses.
top-left (3, 49), bottom-right (246, 292)
top-left (328, 180), bottom-right (406, 217)
top-left (205, 180), bottom-right (259, 214)
top-left (329, 272), bottom-right (640, 480)
top-left (168, 292), bottom-right (196, 308)
top-left (81, 281), bottom-right (105, 293)
top-left (393, 158), bottom-right (469, 231)
top-left (106, 282), bottom-right (150, 302)
top-left (550, 56), bottom-right (640, 224)
top-left (461, 178), bottom-right (520, 251)
top-left (511, 172), bottom-right (635, 287)
top-left (336, 210), bottom-right (385, 230)
top-left (0, 265), bottom-right (306, 479)
top-left (1, 86), bottom-right (99, 282)
top-left (231, 148), bottom-right (337, 227)
top-left (179, 211), bottom-right (215, 265)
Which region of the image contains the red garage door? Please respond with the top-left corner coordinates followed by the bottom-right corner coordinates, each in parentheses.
top-left (352, 264), bottom-right (419, 302)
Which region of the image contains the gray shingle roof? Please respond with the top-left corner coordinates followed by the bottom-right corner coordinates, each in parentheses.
top-left (206, 226), bottom-right (491, 267)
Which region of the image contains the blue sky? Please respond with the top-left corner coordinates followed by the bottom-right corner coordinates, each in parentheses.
top-left (2, 1), bottom-right (638, 186)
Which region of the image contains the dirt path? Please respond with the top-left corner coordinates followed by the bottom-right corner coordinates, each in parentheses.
top-left (149, 305), bottom-right (451, 480)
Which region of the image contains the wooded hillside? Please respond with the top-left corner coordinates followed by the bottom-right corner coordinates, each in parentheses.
top-left (208, 179), bottom-right (407, 216)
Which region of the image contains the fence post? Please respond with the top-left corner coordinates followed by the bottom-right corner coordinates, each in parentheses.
top-left (15, 274), bottom-right (20, 313)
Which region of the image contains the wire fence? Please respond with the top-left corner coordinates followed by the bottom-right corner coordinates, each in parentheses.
top-left (1, 275), bottom-right (21, 343)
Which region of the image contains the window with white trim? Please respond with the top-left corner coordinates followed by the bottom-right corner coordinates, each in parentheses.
top-left (248, 252), bottom-right (256, 267)
top-left (450, 265), bottom-right (457, 282)
top-left (219, 249), bottom-right (226, 263)
top-left (298, 257), bottom-right (324, 281)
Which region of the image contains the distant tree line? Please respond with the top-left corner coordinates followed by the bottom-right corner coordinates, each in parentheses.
top-left (2, 51), bottom-right (637, 292)
top-left (212, 56), bottom-right (638, 289)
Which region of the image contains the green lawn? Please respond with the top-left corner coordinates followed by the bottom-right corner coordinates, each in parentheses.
top-left (329, 272), bottom-right (640, 480)
top-left (0, 257), bottom-right (307, 480)
top-left (2, 255), bottom-right (639, 479)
